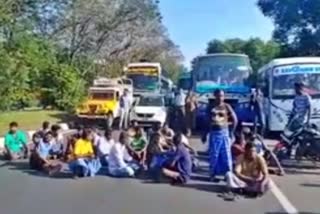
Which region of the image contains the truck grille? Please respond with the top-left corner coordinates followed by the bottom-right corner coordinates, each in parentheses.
top-left (137, 113), bottom-right (154, 118)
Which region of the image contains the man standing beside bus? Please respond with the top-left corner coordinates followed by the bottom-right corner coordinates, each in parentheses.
top-left (289, 82), bottom-right (312, 128)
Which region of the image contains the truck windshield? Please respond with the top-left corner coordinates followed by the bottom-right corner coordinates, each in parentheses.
top-left (138, 96), bottom-right (164, 107)
top-left (194, 55), bottom-right (250, 86)
top-left (90, 91), bottom-right (114, 100)
top-left (272, 64), bottom-right (320, 98)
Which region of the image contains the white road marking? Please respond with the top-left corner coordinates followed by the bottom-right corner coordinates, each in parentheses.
top-left (270, 179), bottom-right (299, 214)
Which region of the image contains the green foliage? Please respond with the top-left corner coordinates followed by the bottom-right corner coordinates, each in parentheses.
top-left (0, 0), bottom-right (182, 111)
top-left (258, 0), bottom-right (320, 56)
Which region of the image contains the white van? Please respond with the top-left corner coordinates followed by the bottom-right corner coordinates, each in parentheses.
top-left (258, 57), bottom-right (320, 132)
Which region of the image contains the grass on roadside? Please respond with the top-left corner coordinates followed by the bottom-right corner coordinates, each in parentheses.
top-left (0, 110), bottom-right (71, 136)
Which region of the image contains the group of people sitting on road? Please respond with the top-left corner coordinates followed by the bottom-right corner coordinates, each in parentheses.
top-left (2, 120), bottom-right (195, 185)
top-left (7, 83), bottom-right (309, 200)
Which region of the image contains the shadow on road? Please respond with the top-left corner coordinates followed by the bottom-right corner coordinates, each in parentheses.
top-left (285, 168), bottom-right (320, 176)
top-left (5, 161), bottom-right (72, 179)
top-left (300, 183), bottom-right (320, 188)
top-left (182, 183), bottom-right (226, 194)
top-left (266, 212), bottom-right (319, 214)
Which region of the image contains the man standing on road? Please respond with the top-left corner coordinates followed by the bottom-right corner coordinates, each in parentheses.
top-left (4, 122), bottom-right (28, 161)
top-left (185, 90), bottom-right (197, 136)
top-left (250, 86), bottom-right (265, 135)
top-left (173, 88), bottom-right (186, 132)
top-left (289, 82), bottom-right (312, 128)
top-left (119, 89), bottom-right (131, 130)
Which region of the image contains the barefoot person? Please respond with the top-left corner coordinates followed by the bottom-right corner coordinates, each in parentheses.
top-left (205, 89), bottom-right (238, 181)
top-left (4, 122), bottom-right (28, 161)
top-left (226, 142), bottom-right (270, 197)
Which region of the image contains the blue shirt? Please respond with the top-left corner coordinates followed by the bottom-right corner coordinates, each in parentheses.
top-left (173, 144), bottom-right (192, 181)
top-left (293, 94), bottom-right (311, 122)
top-left (37, 140), bottom-right (53, 159)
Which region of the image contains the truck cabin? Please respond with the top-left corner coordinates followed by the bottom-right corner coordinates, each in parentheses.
top-left (88, 88), bottom-right (120, 101)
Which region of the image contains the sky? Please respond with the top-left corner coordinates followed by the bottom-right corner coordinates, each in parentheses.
top-left (159, 0), bottom-right (274, 68)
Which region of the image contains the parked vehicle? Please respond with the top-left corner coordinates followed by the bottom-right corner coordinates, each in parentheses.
top-left (257, 57), bottom-right (320, 132)
top-left (129, 94), bottom-right (167, 127)
top-left (76, 77), bottom-right (133, 126)
top-left (274, 115), bottom-right (320, 162)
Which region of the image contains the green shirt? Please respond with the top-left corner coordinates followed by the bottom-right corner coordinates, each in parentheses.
top-left (130, 137), bottom-right (147, 151)
top-left (4, 130), bottom-right (27, 153)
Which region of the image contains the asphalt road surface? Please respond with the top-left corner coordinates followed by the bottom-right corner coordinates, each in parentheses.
top-left (0, 134), bottom-right (319, 214)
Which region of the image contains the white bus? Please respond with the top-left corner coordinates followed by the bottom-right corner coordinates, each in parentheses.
top-left (258, 57), bottom-right (320, 132)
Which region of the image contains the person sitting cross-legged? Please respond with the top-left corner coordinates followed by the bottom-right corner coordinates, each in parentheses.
top-left (50, 124), bottom-right (64, 159)
top-left (4, 122), bottom-right (28, 161)
top-left (161, 133), bottom-right (192, 185)
top-left (108, 131), bottom-right (140, 177)
top-left (96, 129), bottom-right (115, 166)
top-left (126, 127), bottom-right (148, 167)
top-left (29, 131), bottom-right (62, 176)
top-left (69, 129), bottom-right (101, 178)
top-left (226, 142), bottom-right (271, 198)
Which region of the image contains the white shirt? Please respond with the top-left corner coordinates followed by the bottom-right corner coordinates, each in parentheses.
top-left (93, 133), bottom-right (101, 147)
top-left (97, 137), bottom-right (114, 156)
top-left (108, 142), bottom-right (132, 173)
top-left (181, 134), bottom-right (189, 146)
top-left (120, 95), bottom-right (132, 111)
top-left (174, 92), bottom-right (186, 107)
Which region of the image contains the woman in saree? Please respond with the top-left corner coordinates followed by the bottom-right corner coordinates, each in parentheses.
top-left (207, 89), bottom-right (238, 181)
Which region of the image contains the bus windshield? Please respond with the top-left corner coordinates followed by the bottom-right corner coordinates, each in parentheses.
top-left (194, 55), bottom-right (251, 86)
top-left (272, 64), bottom-right (320, 98)
top-left (127, 74), bottom-right (159, 90)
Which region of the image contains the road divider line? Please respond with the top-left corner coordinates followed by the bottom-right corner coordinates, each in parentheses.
top-left (270, 179), bottom-right (298, 214)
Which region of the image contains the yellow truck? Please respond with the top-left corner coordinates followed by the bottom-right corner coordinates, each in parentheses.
top-left (76, 77), bottom-right (133, 125)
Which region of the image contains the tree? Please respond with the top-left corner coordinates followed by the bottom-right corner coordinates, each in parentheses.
top-left (257, 0), bottom-right (320, 56)
top-left (0, 0), bottom-right (183, 111)
top-left (205, 38), bottom-right (280, 71)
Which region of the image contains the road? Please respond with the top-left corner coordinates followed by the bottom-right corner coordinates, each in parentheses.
top-left (0, 134), bottom-right (319, 214)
